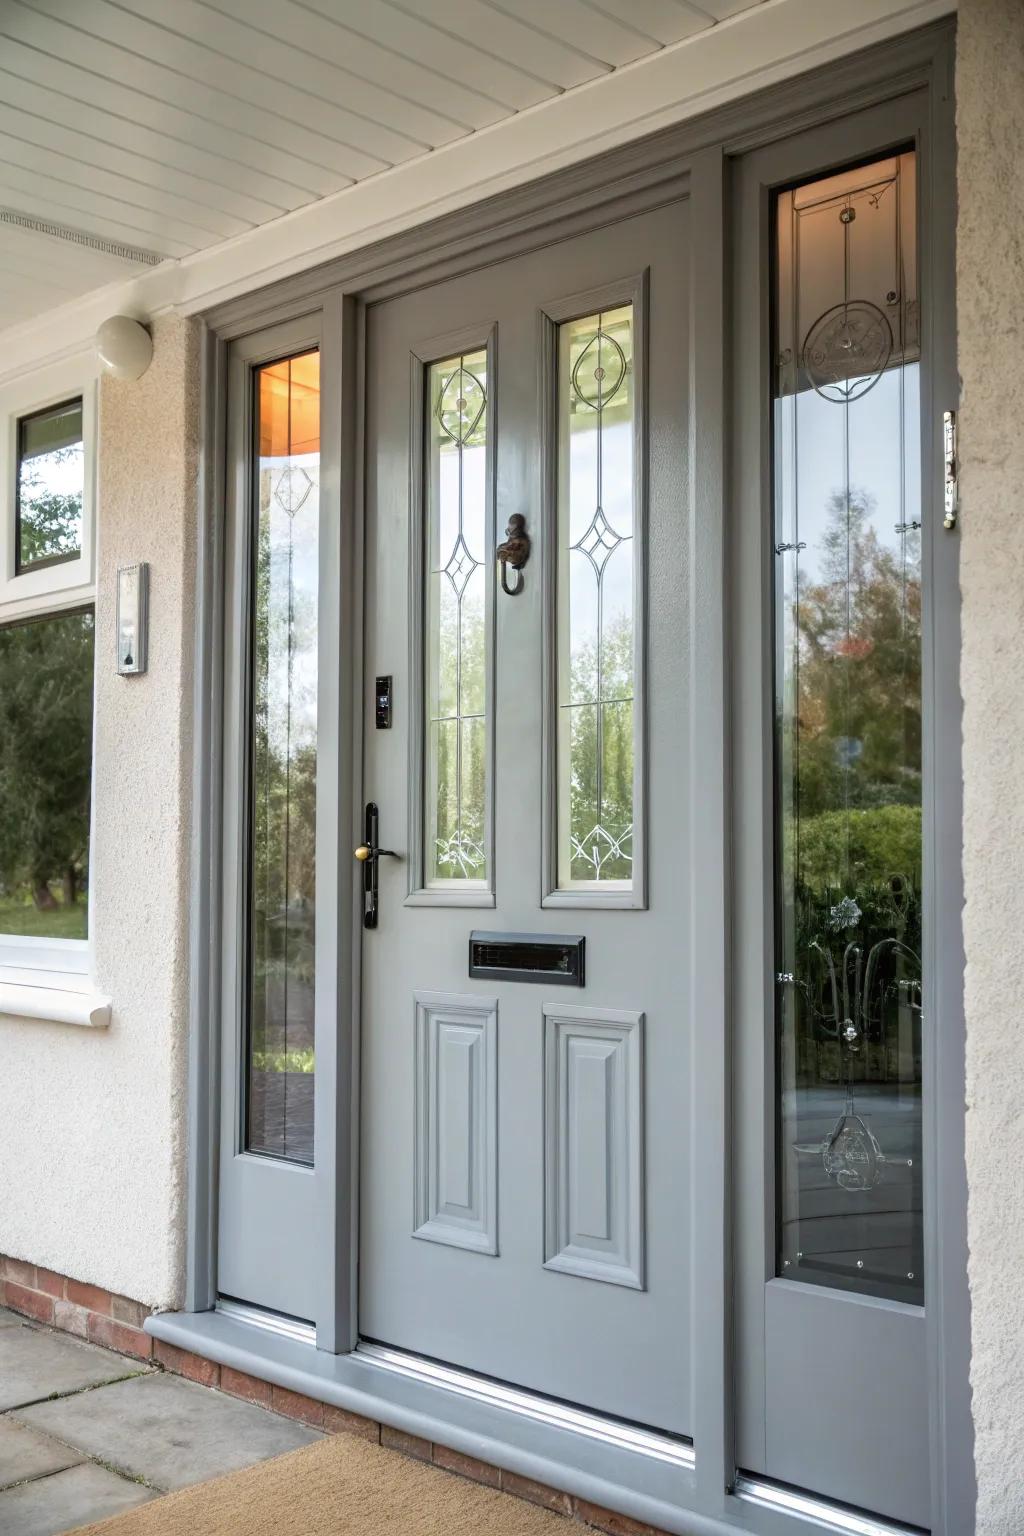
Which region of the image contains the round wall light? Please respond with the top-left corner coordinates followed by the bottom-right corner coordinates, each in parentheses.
top-left (95, 315), bottom-right (153, 381)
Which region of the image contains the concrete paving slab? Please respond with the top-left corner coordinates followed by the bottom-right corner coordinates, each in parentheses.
top-left (17, 1371), bottom-right (321, 1492)
top-left (0, 1306), bottom-right (30, 1327)
top-left (0, 1415), bottom-right (85, 1490)
top-left (0, 1326), bottom-right (146, 1412)
top-left (0, 1460), bottom-right (156, 1535)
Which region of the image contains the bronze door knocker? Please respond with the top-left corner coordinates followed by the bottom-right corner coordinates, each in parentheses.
top-left (496, 513), bottom-right (531, 596)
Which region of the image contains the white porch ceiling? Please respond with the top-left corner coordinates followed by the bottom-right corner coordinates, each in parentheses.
top-left (0, 0), bottom-right (953, 372)
top-left (0, 0), bottom-right (764, 331)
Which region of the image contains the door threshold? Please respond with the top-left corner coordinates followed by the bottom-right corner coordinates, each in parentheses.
top-left (147, 1308), bottom-right (915, 1536)
top-left (733, 1475), bottom-right (927, 1536)
top-left (355, 1341), bottom-right (694, 1470)
top-left (216, 1297), bottom-right (316, 1346)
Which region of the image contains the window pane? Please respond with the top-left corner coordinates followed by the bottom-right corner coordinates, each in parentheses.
top-left (774, 153), bottom-right (923, 1303)
top-left (247, 351), bottom-right (320, 1164)
top-left (0, 609), bottom-right (94, 938)
top-left (17, 399), bottom-right (84, 570)
top-left (556, 306), bottom-right (636, 889)
top-left (425, 349), bottom-right (489, 885)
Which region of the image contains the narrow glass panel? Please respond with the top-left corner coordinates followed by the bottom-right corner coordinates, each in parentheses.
top-left (425, 348), bottom-right (489, 886)
top-left (0, 609), bottom-right (94, 938)
top-left (247, 350), bottom-right (320, 1164)
top-left (16, 398), bottom-right (84, 571)
top-left (773, 153), bottom-right (923, 1302)
top-left (556, 306), bottom-right (636, 890)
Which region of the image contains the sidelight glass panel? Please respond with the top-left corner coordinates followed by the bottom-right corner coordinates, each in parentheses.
top-left (247, 350), bottom-right (320, 1163)
top-left (773, 154), bottom-right (923, 1302)
top-left (425, 349), bottom-right (489, 886)
top-left (556, 306), bottom-right (636, 889)
top-left (16, 398), bottom-right (84, 571)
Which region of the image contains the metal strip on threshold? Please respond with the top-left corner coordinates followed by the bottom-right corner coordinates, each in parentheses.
top-left (733, 1475), bottom-right (927, 1536)
top-left (216, 1298), bottom-right (315, 1347)
top-left (356, 1342), bottom-right (695, 1471)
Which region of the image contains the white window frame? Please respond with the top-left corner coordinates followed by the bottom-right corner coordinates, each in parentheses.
top-left (0, 356), bottom-right (98, 987)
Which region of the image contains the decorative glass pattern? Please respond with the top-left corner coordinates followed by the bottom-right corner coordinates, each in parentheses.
top-left (425, 349), bottom-right (489, 886)
top-left (773, 154), bottom-right (923, 1302)
top-left (556, 307), bottom-right (635, 889)
top-left (16, 398), bottom-right (84, 572)
top-left (247, 350), bottom-right (320, 1164)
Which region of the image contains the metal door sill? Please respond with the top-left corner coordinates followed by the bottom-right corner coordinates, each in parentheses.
top-left (146, 1309), bottom-right (918, 1536)
top-left (733, 1475), bottom-right (927, 1536)
top-left (216, 1298), bottom-right (316, 1347)
top-left (355, 1341), bottom-right (694, 1470)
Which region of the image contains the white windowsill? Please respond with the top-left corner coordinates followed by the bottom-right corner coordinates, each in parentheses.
top-left (0, 967), bottom-right (111, 1028)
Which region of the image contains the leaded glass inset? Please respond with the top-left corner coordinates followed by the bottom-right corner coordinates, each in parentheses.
top-left (425, 350), bottom-right (489, 886)
top-left (556, 306), bottom-right (636, 889)
top-left (773, 153), bottom-right (923, 1303)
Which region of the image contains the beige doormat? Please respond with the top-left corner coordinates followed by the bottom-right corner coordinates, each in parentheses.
top-left (72, 1432), bottom-right (570, 1535)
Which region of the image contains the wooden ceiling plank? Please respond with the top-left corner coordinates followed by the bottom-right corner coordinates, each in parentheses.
top-left (482, 0), bottom-right (657, 66)
top-left (0, 130), bottom-right (251, 241)
top-left (687, 0), bottom-right (763, 20)
top-left (117, 0), bottom-right (468, 149)
top-left (302, 0), bottom-right (555, 111)
top-left (575, 0), bottom-right (709, 47)
top-left (21, 0), bottom-right (423, 169)
top-left (0, 96), bottom-right (283, 225)
top-left (386, 0), bottom-right (609, 89)
top-left (0, 8), bottom-right (364, 193)
top-left (0, 159), bottom-right (221, 250)
top-left (0, 63), bottom-right (310, 216)
top-left (0, 224), bottom-right (142, 283)
top-left (0, 173), bottom-right (195, 259)
top-left (204, 0), bottom-right (507, 132)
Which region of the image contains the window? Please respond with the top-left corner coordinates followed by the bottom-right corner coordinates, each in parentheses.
top-left (246, 350), bottom-right (320, 1163)
top-left (424, 348), bottom-right (491, 888)
top-left (0, 371), bottom-right (97, 968)
top-left (0, 609), bottom-right (95, 942)
top-left (772, 153), bottom-right (923, 1303)
top-left (555, 305), bottom-right (639, 893)
top-left (16, 398), bottom-right (84, 573)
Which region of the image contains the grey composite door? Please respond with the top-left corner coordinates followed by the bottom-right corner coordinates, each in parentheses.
top-left (360, 203), bottom-right (692, 1433)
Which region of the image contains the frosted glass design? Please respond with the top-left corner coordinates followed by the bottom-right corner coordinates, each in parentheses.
top-left (556, 307), bottom-right (635, 889)
top-left (773, 154), bottom-right (923, 1303)
top-left (426, 350), bottom-right (489, 886)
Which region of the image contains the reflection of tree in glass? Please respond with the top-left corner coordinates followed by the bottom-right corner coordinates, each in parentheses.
top-left (0, 611), bottom-right (93, 926)
top-left (783, 486), bottom-right (923, 1084)
top-left (432, 590), bottom-right (486, 877)
top-left (566, 613), bottom-right (633, 881)
top-left (251, 480), bottom-right (317, 1059)
top-left (18, 446), bottom-right (83, 564)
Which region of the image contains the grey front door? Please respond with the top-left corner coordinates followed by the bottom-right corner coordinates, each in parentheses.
top-left (360, 203), bottom-right (692, 1432)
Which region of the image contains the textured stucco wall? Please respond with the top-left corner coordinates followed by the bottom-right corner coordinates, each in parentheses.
top-left (958, 3), bottom-right (1024, 1530)
top-left (0, 316), bottom-right (201, 1308)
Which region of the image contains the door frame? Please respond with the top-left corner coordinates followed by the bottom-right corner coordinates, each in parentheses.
top-left (182, 20), bottom-right (969, 1535)
top-left (728, 85), bottom-right (966, 1532)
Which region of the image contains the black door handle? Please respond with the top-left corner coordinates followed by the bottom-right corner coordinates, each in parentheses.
top-left (356, 802), bottom-right (396, 929)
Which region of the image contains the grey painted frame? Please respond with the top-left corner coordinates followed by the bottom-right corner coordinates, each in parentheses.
top-left (184, 19), bottom-right (967, 1535)
top-left (727, 54), bottom-right (968, 1536)
top-left (404, 322), bottom-right (498, 907)
top-left (539, 273), bottom-right (649, 910)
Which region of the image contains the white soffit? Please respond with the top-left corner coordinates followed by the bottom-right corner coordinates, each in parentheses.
top-left (0, 0), bottom-right (953, 380)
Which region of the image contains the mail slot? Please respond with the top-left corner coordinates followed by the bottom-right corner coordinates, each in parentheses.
top-left (468, 932), bottom-right (585, 986)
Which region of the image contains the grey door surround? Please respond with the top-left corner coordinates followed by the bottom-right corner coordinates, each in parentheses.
top-left (182, 20), bottom-right (969, 1536)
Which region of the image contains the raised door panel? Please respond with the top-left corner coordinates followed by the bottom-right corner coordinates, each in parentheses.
top-left (414, 992), bottom-right (498, 1255)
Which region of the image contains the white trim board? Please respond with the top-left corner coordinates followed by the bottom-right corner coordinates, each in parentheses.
top-left (0, 0), bottom-right (953, 385)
